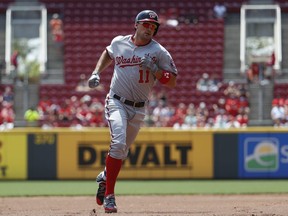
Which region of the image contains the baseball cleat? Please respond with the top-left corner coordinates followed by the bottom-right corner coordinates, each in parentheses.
top-left (104, 194), bottom-right (117, 213)
top-left (96, 171), bottom-right (106, 205)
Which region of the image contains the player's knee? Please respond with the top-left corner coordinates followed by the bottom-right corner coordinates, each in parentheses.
top-left (109, 144), bottom-right (128, 160)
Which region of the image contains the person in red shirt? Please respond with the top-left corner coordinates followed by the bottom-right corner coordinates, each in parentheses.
top-left (246, 62), bottom-right (260, 84)
top-left (49, 13), bottom-right (64, 42)
top-left (225, 95), bottom-right (240, 117)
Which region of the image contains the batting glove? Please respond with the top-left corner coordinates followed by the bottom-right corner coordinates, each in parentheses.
top-left (88, 73), bottom-right (100, 88)
top-left (141, 56), bottom-right (158, 74)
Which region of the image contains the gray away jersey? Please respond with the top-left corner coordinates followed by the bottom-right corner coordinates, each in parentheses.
top-left (106, 35), bottom-right (178, 102)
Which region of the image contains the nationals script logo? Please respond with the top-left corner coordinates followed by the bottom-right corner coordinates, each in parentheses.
top-left (115, 55), bottom-right (142, 68)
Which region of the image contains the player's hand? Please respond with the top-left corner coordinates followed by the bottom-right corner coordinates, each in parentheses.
top-left (88, 73), bottom-right (100, 88)
top-left (141, 56), bottom-right (158, 74)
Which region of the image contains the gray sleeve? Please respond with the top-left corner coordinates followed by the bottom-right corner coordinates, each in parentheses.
top-left (158, 49), bottom-right (178, 76)
top-left (106, 35), bottom-right (124, 59)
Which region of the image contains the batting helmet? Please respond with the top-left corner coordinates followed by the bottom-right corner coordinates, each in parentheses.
top-left (135, 10), bottom-right (160, 36)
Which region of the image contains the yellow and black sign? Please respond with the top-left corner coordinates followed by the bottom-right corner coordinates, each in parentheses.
top-left (0, 132), bottom-right (27, 179)
top-left (57, 129), bottom-right (213, 179)
top-left (0, 128), bottom-right (214, 180)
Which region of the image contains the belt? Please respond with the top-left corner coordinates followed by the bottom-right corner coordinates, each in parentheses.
top-left (113, 94), bottom-right (145, 108)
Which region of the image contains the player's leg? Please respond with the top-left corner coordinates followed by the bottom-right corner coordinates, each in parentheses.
top-left (125, 107), bottom-right (146, 151)
top-left (103, 98), bottom-right (129, 213)
top-left (95, 168), bottom-right (106, 205)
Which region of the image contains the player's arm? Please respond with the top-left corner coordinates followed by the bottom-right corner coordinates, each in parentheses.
top-left (153, 70), bottom-right (177, 88)
top-left (93, 49), bottom-right (113, 75)
top-left (141, 56), bottom-right (177, 88)
top-left (88, 50), bottom-right (113, 88)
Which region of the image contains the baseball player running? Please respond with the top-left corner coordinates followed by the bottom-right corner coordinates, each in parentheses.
top-left (88, 10), bottom-right (178, 213)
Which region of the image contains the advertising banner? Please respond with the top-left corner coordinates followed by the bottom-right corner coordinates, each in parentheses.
top-left (28, 133), bottom-right (57, 179)
top-left (57, 130), bottom-right (213, 179)
top-left (239, 133), bottom-right (288, 178)
top-left (0, 133), bottom-right (27, 179)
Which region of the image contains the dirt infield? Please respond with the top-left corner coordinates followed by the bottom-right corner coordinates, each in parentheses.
top-left (0, 195), bottom-right (287, 216)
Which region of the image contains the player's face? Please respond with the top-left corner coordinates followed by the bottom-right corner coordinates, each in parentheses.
top-left (136, 22), bottom-right (157, 38)
top-left (140, 22), bottom-right (157, 31)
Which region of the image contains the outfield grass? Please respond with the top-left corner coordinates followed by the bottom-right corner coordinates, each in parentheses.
top-left (1, 180), bottom-right (288, 197)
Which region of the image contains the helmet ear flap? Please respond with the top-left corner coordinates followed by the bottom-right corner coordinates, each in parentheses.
top-left (153, 26), bottom-right (159, 36)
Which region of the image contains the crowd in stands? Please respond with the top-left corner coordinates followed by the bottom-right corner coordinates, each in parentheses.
top-left (196, 73), bottom-right (222, 92)
top-left (2, 77), bottom-right (288, 130)
top-left (30, 80), bottom-right (250, 129)
top-left (246, 52), bottom-right (276, 85)
top-left (0, 79), bottom-right (251, 130)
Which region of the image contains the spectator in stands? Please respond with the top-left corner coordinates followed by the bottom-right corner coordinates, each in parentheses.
top-left (37, 96), bottom-right (52, 119)
top-left (225, 94), bottom-right (240, 117)
top-left (263, 51), bottom-right (275, 83)
top-left (24, 107), bottom-right (40, 127)
top-left (41, 116), bottom-right (57, 129)
top-left (182, 103), bottom-right (197, 128)
top-left (271, 98), bottom-right (285, 127)
top-left (75, 103), bottom-right (91, 127)
top-left (212, 97), bottom-right (226, 116)
top-left (196, 73), bottom-right (221, 92)
top-left (0, 101), bottom-right (14, 130)
top-left (238, 95), bottom-right (250, 115)
top-left (213, 2), bottom-right (227, 19)
top-left (238, 83), bottom-right (249, 99)
top-left (75, 74), bottom-right (91, 92)
top-left (170, 103), bottom-right (186, 129)
top-left (152, 100), bottom-right (173, 127)
top-left (87, 106), bottom-right (106, 127)
top-left (49, 13), bottom-right (64, 43)
top-left (1, 86), bottom-right (14, 105)
top-left (205, 117), bottom-right (215, 128)
top-left (58, 99), bottom-right (74, 122)
top-left (214, 109), bottom-right (228, 128)
top-left (223, 81), bottom-right (240, 97)
top-left (90, 97), bottom-right (104, 112)
top-left (236, 113), bottom-right (249, 128)
top-left (226, 115), bottom-right (241, 128)
top-left (195, 102), bottom-right (209, 126)
top-left (40, 99), bottom-right (64, 128)
top-left (210, 74), bottom-right (222, 91)
top-left (246, 62), bottom-right (260, 84)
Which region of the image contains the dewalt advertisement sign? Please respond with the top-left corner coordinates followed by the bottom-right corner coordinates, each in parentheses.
top-left (57, 129), bottom-right (213, 179)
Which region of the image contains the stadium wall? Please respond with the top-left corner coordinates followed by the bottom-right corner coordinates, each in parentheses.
top-left (0, 128), bottom-right (287, 180)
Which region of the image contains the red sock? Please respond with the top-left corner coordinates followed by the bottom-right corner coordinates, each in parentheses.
top-left (105, 154), bottom-right (122, 196)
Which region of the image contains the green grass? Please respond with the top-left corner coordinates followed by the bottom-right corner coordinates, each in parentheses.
top-left (0, 180), bottom-right (288, 197)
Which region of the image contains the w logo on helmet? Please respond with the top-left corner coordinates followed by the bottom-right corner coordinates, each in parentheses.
top-left (149, 12), bottom-right (157, 19)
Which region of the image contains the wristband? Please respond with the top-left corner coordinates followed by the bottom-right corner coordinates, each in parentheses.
top-left (159, 71), bottom-right (171, 84)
